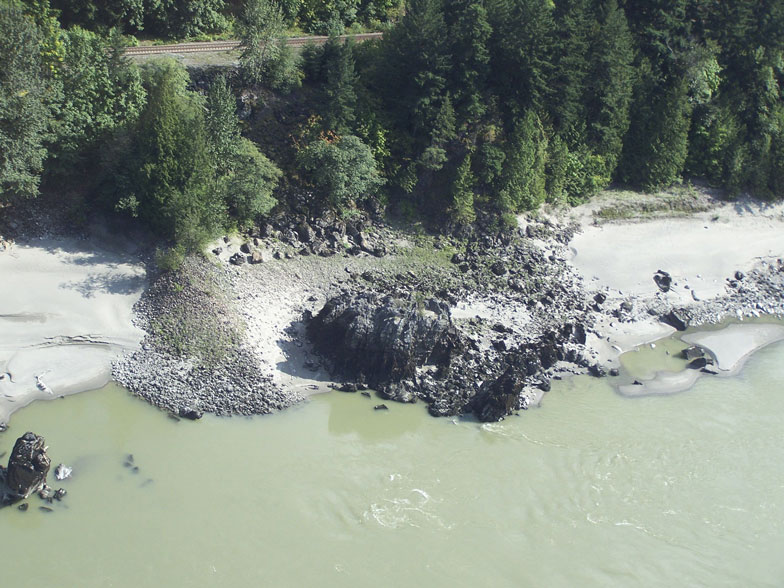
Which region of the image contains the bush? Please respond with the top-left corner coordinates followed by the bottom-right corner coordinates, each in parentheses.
top-left (297, 134), bottom-right (384, 210)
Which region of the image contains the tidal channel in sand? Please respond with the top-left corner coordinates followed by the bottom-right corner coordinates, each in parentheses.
top-left (1, 339), bottom-right (783, 587)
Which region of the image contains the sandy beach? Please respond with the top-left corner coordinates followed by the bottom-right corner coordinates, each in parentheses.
top-left (0, 235), bottom-right (145, 426)
top-left (565, 193), bottom-right (784, 393)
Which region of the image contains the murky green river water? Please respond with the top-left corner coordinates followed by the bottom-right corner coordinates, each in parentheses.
top-left (2, 342), bottom-right (784, 587)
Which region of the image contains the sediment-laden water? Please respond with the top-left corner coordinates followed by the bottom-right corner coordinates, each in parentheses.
top-left (2, 341), bottom-right (784, 587)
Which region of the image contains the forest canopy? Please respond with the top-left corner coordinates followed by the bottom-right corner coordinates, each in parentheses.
top-left (1, 0), bottom-right (783, 250)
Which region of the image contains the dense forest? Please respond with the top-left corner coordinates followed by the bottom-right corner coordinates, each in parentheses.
top-left (1, 0), bottom-right (783, 253)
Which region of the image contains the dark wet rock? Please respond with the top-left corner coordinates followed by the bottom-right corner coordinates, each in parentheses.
top-left (681, 346), bottom-right (705, 361)
top-left (608, 368), bottom-right (620, 377)
top-left (594, 292), bottom-right (607, 305)
top-left (54, 488), bottom-right (67, 501)
top-left (17, 503), bottom-right (28, 511)
top-left (297, 222), bottom-right (316, 243)
top-left (361, 391), bottom-right (371, 398)
top-left (374, 404), bottom-right (389, 411)
top-left (490, 261), bottom-right (507, 276)
top-left (229, 252), bottom-right (246, 266)
top-left (39, 506), bottom-right (53, 513)
top-left (178, 406), bottom-right (203, 420)
top-left (3, 432), bottom-right (51, 502)
top-left (240, 242), bottom-right (251, 254)
top-left (687, 357), bottom-right (713, 370)
top-left (307, 292), bottom-right (462, 386)
top-left (474, 366), bottom-right (522, 422)
top-left (379, 382), bottom-right (417, 403)
top-left (337, 382), bottom-right (358, 392)
top-left (654, 270), bottom-right (672, 293)
top-left (538, 378), bottom-right (551, 392)
top-left (735, 271), bottom-right (745, 281)
top-left (662, 308), bottom-right (691, 331)
top-left (588, 364), bottom-right (607, 377)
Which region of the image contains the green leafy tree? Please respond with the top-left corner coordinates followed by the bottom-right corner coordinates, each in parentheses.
top-left (299, 0), bottom-right (359, 34)
top-left (220, 137), bottom-right (280, 227)
top-left (53, 27), bottom-right (145, 168)
top-left (236, 0), bottom-right (285, 85)
top-left (297, 134), bottom-right (384, 210)
top-left (0, 3), bottom-right (58, 200)
top-left (205, 73), bottom-right (242, 176)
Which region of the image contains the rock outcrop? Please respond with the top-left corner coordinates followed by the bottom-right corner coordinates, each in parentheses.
top-left (307, 292), bottom-right (462, 385)
top-left (1, 432), bottom-right (51, 502)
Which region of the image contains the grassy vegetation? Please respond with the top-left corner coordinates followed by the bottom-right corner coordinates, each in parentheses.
top-left (593, 185), bottom-right (712, 223)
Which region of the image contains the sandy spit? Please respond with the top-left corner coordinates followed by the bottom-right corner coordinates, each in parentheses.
top-left (0, 236), bottom-right (146, 426)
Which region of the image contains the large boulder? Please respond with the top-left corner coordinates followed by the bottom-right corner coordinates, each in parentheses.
top-left (307, 292), bottom-right (462, 386)
top-left (5, 432), bottom-right (51, 501)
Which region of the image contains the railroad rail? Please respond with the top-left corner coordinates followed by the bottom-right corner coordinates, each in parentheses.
top-left (124, 32), bottom-right (383, 56)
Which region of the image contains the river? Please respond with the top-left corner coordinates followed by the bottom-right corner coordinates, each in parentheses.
top-left (2, 341), bottom-right (783, 587)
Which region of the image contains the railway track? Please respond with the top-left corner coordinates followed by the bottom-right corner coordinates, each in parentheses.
top-left (124, 32), bottom-right (383, 56)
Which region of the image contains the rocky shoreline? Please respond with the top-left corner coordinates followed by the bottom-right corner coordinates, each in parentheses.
top-left (111, 193), bottom-right (784, 422)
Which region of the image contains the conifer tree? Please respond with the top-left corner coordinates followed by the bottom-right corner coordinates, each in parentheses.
top-left (488, 0), bottom-right (554, 121)
top-left (499, 110), bottom-right (548, 211)
top-left (548, 0), bottom-right (591, 136)
top-left (125, 60), bottom-right (221, 245)
top-left (444, 0), bottom-right (491, 127)
top-left (584, 0), bottom-right (634, 178)
top-left (450, 151), bottom-right (476, 223)
top-left (321, 37), bottom-right (359, 134)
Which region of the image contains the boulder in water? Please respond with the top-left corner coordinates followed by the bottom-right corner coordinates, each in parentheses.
top-left (4, 432), bottom-right (51, 502)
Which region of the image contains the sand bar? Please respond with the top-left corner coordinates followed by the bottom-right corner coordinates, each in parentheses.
top-left (0, 236), bottom-right (145, 425)
top-left (682, 323), bottom-right (784, 374)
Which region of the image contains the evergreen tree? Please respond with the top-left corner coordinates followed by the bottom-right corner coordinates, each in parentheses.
top-left (548, 0), bottom-right (591, 136)
top-left (321, 37), bottom-right (358, 134)
top-left (383, 0), bottom-right (450, 146)
top-left (449, 151), bottom-right (476, 224)
top-left (488, 0), bottom-right (554, 121)
top-left (583, 0), bottom-right (634, 178)
top-left (120, 59), bottom-right (222, 246)
top-left (499, 110), bottom-right (547, 211)
top-left (444, 0), bottom-right (491, 127)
